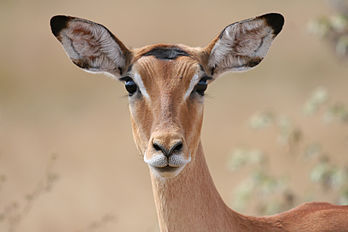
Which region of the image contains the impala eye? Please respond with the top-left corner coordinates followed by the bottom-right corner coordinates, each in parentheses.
top-left (194, 78), bottom-right (208, 96)
top-left (123, 77), bottom-right (138, 96)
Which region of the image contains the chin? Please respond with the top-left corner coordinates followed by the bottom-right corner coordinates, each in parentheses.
top-left (149, 165), bottom-right (186, 179)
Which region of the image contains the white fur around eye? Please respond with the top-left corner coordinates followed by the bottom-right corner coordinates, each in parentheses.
top-left (133, 72), bottom-right (150, 100)
top-left (184, 74), bottom-right (200, 100)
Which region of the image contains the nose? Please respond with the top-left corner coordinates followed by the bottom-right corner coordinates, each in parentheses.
top-left (152, 140), bottom-right (183, 157)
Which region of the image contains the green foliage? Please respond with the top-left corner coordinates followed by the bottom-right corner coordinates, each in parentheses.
top-left (228, 147), bottom-right (293, 215)
top-left (310, 158), bottom-right (348, 206)
top-left (302, 86), bottom-right (348, 124)
top-left (303, 87), bottom-right (328, 115)
top-left (227, 87), bottom-right (348, 215)
top-left (227, 148), bottom-right (265, 171)
top-left (249, 112), bottom-right (302, 149)
top-left (229, 3), bottom-right (348, 213)
top-left (308, 0), bottom-right (348, 58)
top-left (310, 159), bottom-right (344, 188)
top-left (324, 103), bottom-right (348, 123)
top-left (249, 112), bottom-right (274, 129)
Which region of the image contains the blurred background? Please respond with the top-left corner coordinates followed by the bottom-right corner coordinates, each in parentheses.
top-left (1, 0), bottom-right (348, 231)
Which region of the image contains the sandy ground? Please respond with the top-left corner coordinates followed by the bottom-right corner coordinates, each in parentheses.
top-left (0, 0), bottom-right (348, 231)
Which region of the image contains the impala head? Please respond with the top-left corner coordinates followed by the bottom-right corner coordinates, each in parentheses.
top-left (50, 13), bottom-right (284, 178)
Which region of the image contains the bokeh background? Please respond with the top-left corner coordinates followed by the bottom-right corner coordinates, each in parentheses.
top-left (1, 0), bottom-right (348, 231)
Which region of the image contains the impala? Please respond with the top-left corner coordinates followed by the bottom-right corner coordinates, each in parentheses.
top-left (50, 13), bottom-right (348, 232)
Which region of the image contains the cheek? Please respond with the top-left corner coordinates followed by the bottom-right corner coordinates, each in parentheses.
top-left (130, 117), bottom-right (144, 153)
top-left (180, 101), bottom-right (203, 154)
top-left (129, 101), bottom-right (153, 154)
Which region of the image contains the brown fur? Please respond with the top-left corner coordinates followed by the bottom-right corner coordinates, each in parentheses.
top-left (127, 48), bottom-right (348, 232)
top-left (130, 54), bottom-right (203, 164)
top-left (51, 14), bottom-right (348, 232)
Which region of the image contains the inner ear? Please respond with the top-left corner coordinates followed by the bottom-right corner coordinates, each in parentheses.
top-left (50, 15), bottom-right (132, 78)
top-left (203, 13), bottom-right (284, 78)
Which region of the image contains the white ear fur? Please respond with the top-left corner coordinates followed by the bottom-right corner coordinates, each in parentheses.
top-left (206, 13), bottom-right (284, 78)
top-left (50, 15), bottom-right (131, 78)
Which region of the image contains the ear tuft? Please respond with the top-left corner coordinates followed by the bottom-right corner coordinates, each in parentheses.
top-left (261, 13), bottom-right (284, 36)
top-left (50, 15), bottom-right (70, 37)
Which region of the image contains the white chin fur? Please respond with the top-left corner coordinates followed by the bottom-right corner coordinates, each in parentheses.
top-left (144, 153), bottom-right (191, 168)
top-left (149, 165), bottom-right (186, 179)
top-left (144, 152), bottom-right (191, 178)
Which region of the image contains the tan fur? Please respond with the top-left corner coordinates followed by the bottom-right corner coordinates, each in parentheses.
top-left (150, 142), bottom-right (348, 232)
top-left (130, 54), bottom-right (203, 164)
top-left (51, 14), bottom-right (348, 232)
top-left (127, 47), bottom-right (348, 232)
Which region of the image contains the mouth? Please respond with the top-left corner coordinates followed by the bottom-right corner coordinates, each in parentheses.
top-left (150, 164), bottom-right (185, 178)
top-left (144, 153), bottom-right (191, 178)
top-left (153, 165), bottom-right (179, 173)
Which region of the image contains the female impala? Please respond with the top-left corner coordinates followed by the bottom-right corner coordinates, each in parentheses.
top-left (50, 13), bottom-right (348, 232)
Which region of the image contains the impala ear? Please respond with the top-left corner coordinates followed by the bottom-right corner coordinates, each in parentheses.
top-left (50, 15), bottom-right (132, 78)
top-left (203, 13), bottom-right (284, 78)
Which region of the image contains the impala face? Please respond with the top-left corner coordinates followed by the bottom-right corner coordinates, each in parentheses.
top-left (126, 51), bottom-right (211, 177)
top-left (50, 13), bottom-right (284, 178)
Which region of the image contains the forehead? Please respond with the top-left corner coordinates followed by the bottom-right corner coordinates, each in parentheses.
top-left (134, 45), bottom-right (198, 61)
top-left (131, 45), bottom-right (202, 84)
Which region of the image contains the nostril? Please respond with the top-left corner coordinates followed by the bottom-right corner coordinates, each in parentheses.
top-left (152, 140), bottom-right (183, 157)
top-left (152, 142), bottom-right (170, 157)
top-left (170, 142), bottom-right (183, 154)
top-left (153, 143), bottom-right (162, 152)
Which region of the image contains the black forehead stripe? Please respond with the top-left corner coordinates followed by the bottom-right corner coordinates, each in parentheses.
top-left (142, 47), bottom-right (190, 60)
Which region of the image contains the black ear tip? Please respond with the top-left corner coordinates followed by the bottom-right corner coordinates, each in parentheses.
top-left (263, 13), bottom-right (284, 36)
top-left (50, 15), bottom-right (70, 37)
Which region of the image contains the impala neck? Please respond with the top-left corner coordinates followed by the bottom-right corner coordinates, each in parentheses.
top-left (150, 141), bottom-right (241, 232)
